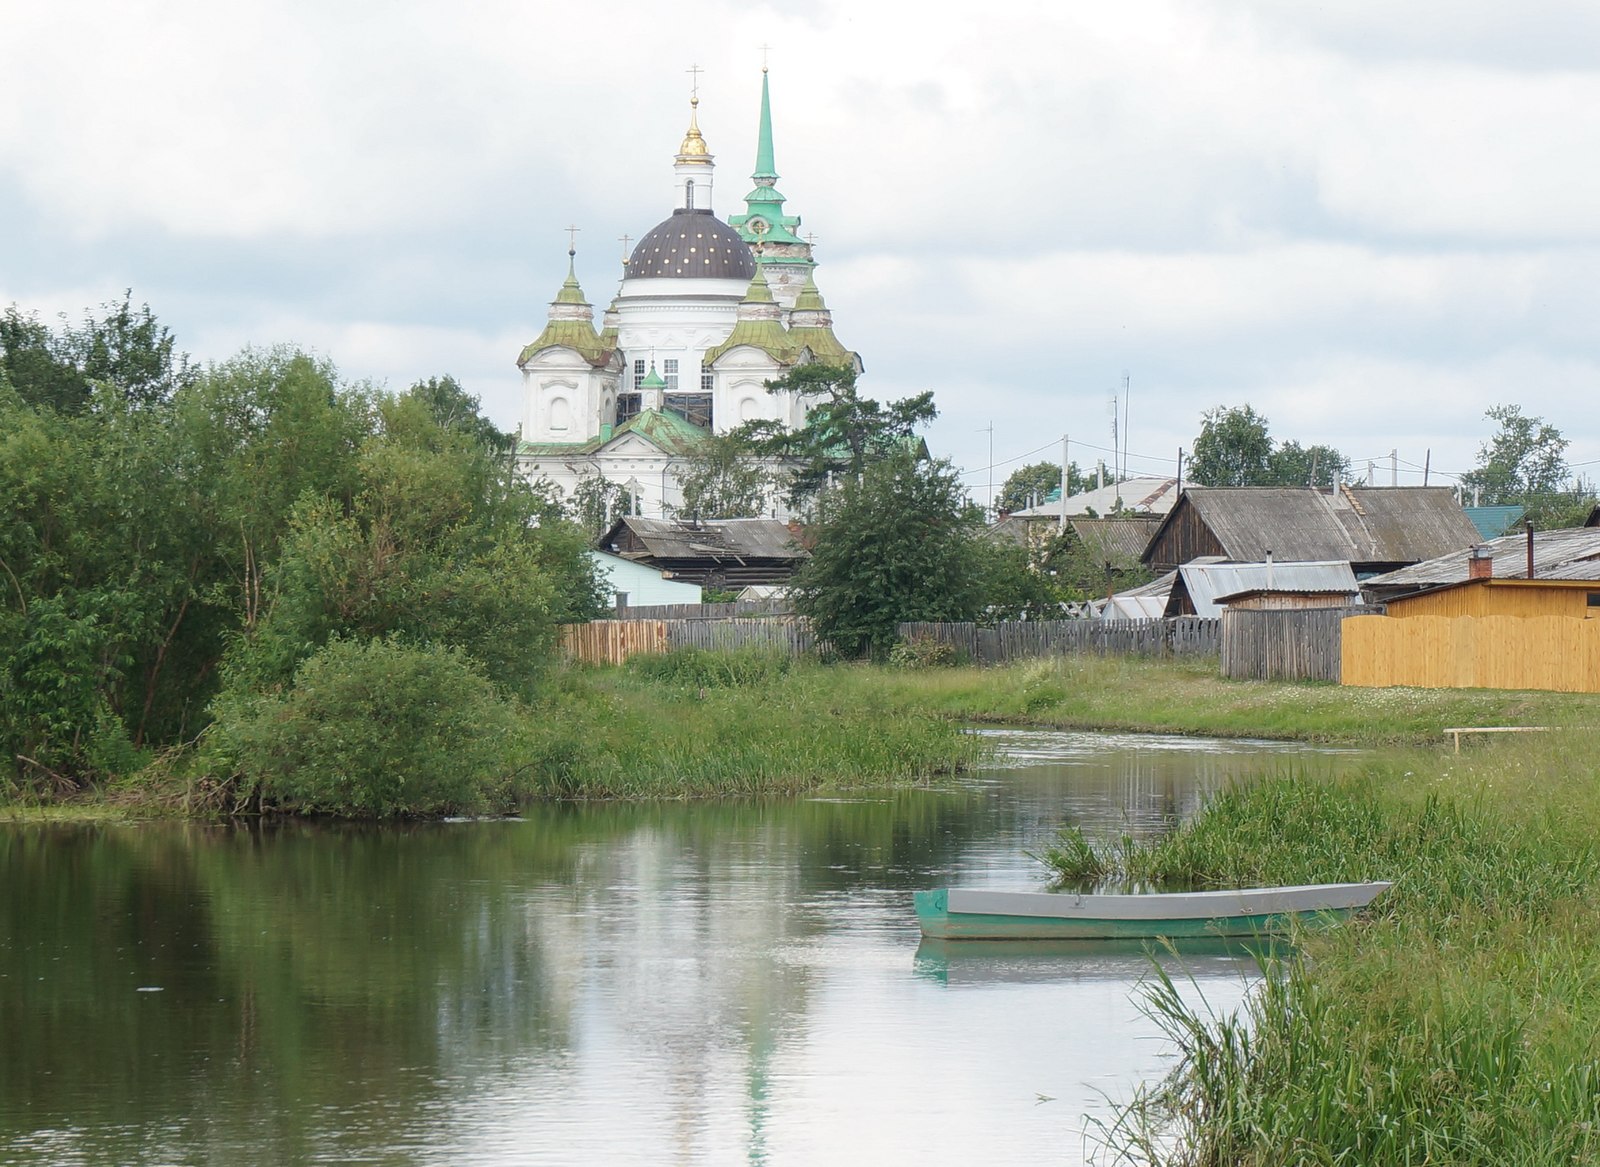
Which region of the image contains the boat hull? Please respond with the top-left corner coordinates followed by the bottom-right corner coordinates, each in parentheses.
top-left (914, 883), bottom-right (1390, 941)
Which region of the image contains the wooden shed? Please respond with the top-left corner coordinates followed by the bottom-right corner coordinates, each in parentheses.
top-left (1343, 576), bottom-right (1600, 692)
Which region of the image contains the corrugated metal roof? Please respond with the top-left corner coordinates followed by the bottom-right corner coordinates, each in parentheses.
top-left (1364, 527), bottom-right (1600, 594)
top-left (602, 516), bottom-right (806, 562)
top-left (1176, 560), bottom-right (1362, 617)
top-left (1155, 487), bottom-right (1480, 566)
top-left (1463, 505), bottom-right (1526, 540)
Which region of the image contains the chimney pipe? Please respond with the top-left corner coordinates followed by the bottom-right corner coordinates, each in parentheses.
top-left (1467, 545), bottom-right (1493, 581)
top-left (1526, 521), bottom-right (1535, 580)
top-left (1266, 549), bottom-right (1274, 589)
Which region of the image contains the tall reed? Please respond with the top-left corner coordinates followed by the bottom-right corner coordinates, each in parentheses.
top-left (1086, 729), bottom-right (1600, 1165)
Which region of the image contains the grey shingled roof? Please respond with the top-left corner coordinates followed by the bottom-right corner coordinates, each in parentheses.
top-left (601, 516), bottom-right (805, 563)
top-left (1150, 486), bottom-right (1481, 566)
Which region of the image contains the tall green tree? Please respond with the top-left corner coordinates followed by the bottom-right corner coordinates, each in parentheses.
top-left (755, 363), bottom-right (937, 505)
top-left (1460, 404), bottom-right (1593, 526)
top-left (674, 430), bottom-right (773, 519)
top-left (1, 292), bottom-right (193, 413)
top-left (792, 451), bottom-right (986, 659)
top-left (997, 460), bottom-right (1085, 513)
top-left (1188, 405), bottom-right (1349, 489)
top-left (1188, 405), bottom-right (1274, 487)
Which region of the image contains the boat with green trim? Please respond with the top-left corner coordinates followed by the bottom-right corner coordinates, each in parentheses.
top-left (914, 882), bottom-right (1391, 940)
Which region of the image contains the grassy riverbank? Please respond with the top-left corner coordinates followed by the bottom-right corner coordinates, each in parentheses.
top-left (827, 654), bottom-right (1600, 745)
top-left (1040, 728), bottom-right (1600, 1165)
top-left (12, 651), bottom-right (1600, 816)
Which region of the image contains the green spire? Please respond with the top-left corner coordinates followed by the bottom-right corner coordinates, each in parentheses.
top-left (640, 361), bottom-right (666, 390)
top-left (753, 69), bottom-right (776, 181)
top-left (555, 251), bottom-right (586, 305)
top-left (730, 69), bottom-right (806, 250)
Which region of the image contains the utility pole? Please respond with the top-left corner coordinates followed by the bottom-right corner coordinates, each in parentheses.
top-left (1391, 449), bottom-right (1398, 487)
top-left (1423, 449), bottom-right (1431, 486)
top-left (1059, 434), bottom-right (1069, 530)
top-left (984, 422), bottom-right (994, 518)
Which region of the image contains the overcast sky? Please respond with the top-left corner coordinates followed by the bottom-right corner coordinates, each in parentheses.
top-left (5, 1), bottom-right (1599, 503)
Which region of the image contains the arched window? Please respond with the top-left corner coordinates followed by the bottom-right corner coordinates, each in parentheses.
top-left (684, 179), bottom-right (695, 210)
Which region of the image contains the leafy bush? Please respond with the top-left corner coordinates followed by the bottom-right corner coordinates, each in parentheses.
top-left (207, 638), bottom-right (523, 817)
top-left (887, 634), bottom-right (958, 669)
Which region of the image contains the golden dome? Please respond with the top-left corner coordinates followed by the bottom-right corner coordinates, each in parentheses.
top-left (676, 97), bottom-right (710, 163)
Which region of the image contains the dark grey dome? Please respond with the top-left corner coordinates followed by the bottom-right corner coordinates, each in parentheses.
top-left (628, 209), bottom-right (756, 280)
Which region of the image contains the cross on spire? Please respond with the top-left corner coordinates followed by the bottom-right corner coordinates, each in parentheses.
top-left (804, 231), bottom-right (819, 249)
top-left (759, 43), bottom-right (772, 72)
top-left (618, 232), bottom-right (633, 262)
top-left (686, 62), bottom-right (704, 99)
top-left (565, 224), bottom-right (580, 255)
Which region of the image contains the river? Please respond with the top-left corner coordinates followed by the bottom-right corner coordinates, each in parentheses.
top-left (0, 730), bottom-right (1356, 1166)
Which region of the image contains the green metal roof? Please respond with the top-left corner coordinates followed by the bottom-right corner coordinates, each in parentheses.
top-left (517, 408), bottom-right (710, 458)
top-left (516, 259), bottom-right (613, 367)
top-left (517, 318), bottom-right (610, 367)
top-left (640, 363), bottom-right (666, 389)
top-left (702, 271), bottom-right (798, 365)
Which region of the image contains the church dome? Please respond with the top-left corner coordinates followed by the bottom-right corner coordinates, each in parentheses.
top-left (628, 208), bottom-right (756, 280)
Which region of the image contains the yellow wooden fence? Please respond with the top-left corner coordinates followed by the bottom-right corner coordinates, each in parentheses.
top-left (1341, 614), bottom-right (1600, 692)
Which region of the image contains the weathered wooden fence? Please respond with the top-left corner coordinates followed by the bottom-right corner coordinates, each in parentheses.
top-left (896, 618), bottom-right (1220, 665)
top-left (1220, 606), bottom-right (1372, 682)
top-left (561, 617), bottom-right (816, 665)
top-left (611, 598), bottom-right (794, 621)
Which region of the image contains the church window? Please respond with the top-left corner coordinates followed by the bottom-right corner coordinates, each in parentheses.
top-left (617, 392), bottom-right (642, 425)
top-left (685, 179), bottom-right (695, 209)
top-left (665, 393), bottom-right (713, 429)
top-left (633, 359), bottom-right (645, 390)
top-left (700, 363), bottom-right (713, 393)
top-left (663, 359), bottom-right (679, 391)
top-left (549, 396), bottom-right (571, 431)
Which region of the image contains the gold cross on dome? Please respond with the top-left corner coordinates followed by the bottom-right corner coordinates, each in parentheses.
top-left (618, 233), bottom-right (633, 261)
top-left (686, 63), bottom-right (704, 99)
top-left (565, 224), bottom-right (580, 254)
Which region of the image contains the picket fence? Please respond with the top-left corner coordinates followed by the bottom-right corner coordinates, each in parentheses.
top-left (561, 617), bottom-right (816, 666)
top-left (611, 598), bottom-right (794, 621)
top-left (896, 617), bottom-right (1220, 665)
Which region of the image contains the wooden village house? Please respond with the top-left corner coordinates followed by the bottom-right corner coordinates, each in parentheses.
top-left (597, 516), bottom-right (808, 591)
top-left (1142, 486), bottom-right (1482, 575)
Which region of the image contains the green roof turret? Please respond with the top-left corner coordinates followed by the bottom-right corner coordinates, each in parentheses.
top-left (640, 361), bottom-right (667, 390)
top-left (516, 248), bottom-right (613, 368)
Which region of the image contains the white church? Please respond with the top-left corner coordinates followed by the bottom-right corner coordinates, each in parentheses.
top-left (514, 71), bottom-right (860, 518)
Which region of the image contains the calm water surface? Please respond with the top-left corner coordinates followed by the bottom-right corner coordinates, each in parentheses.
top-left (0, 731), bottom-right (1357, 1166)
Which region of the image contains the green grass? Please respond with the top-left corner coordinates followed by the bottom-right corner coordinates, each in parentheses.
top-left (840, 655), bottom-right (1600, 745)
top-left (510, 656), bottom-right (987, 799)
top-left (1074, 729), bottom-right (1600, 1166)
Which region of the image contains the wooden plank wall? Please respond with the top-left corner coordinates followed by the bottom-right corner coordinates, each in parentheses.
top-left (896, 618), bottom-right (1220, 665)
top-left (1221, 607), bottom-right (1370, 682)
top-left (560, 617), bottom-right (816, 664)
top-left (612, 598), bottom-right (794, 621)
top-left (667, 618), bottom-right (818, 655)
top-left (1341, 614), bottom-right (1600, 692)
top-left (560, 620), bottom-right (669, 666)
